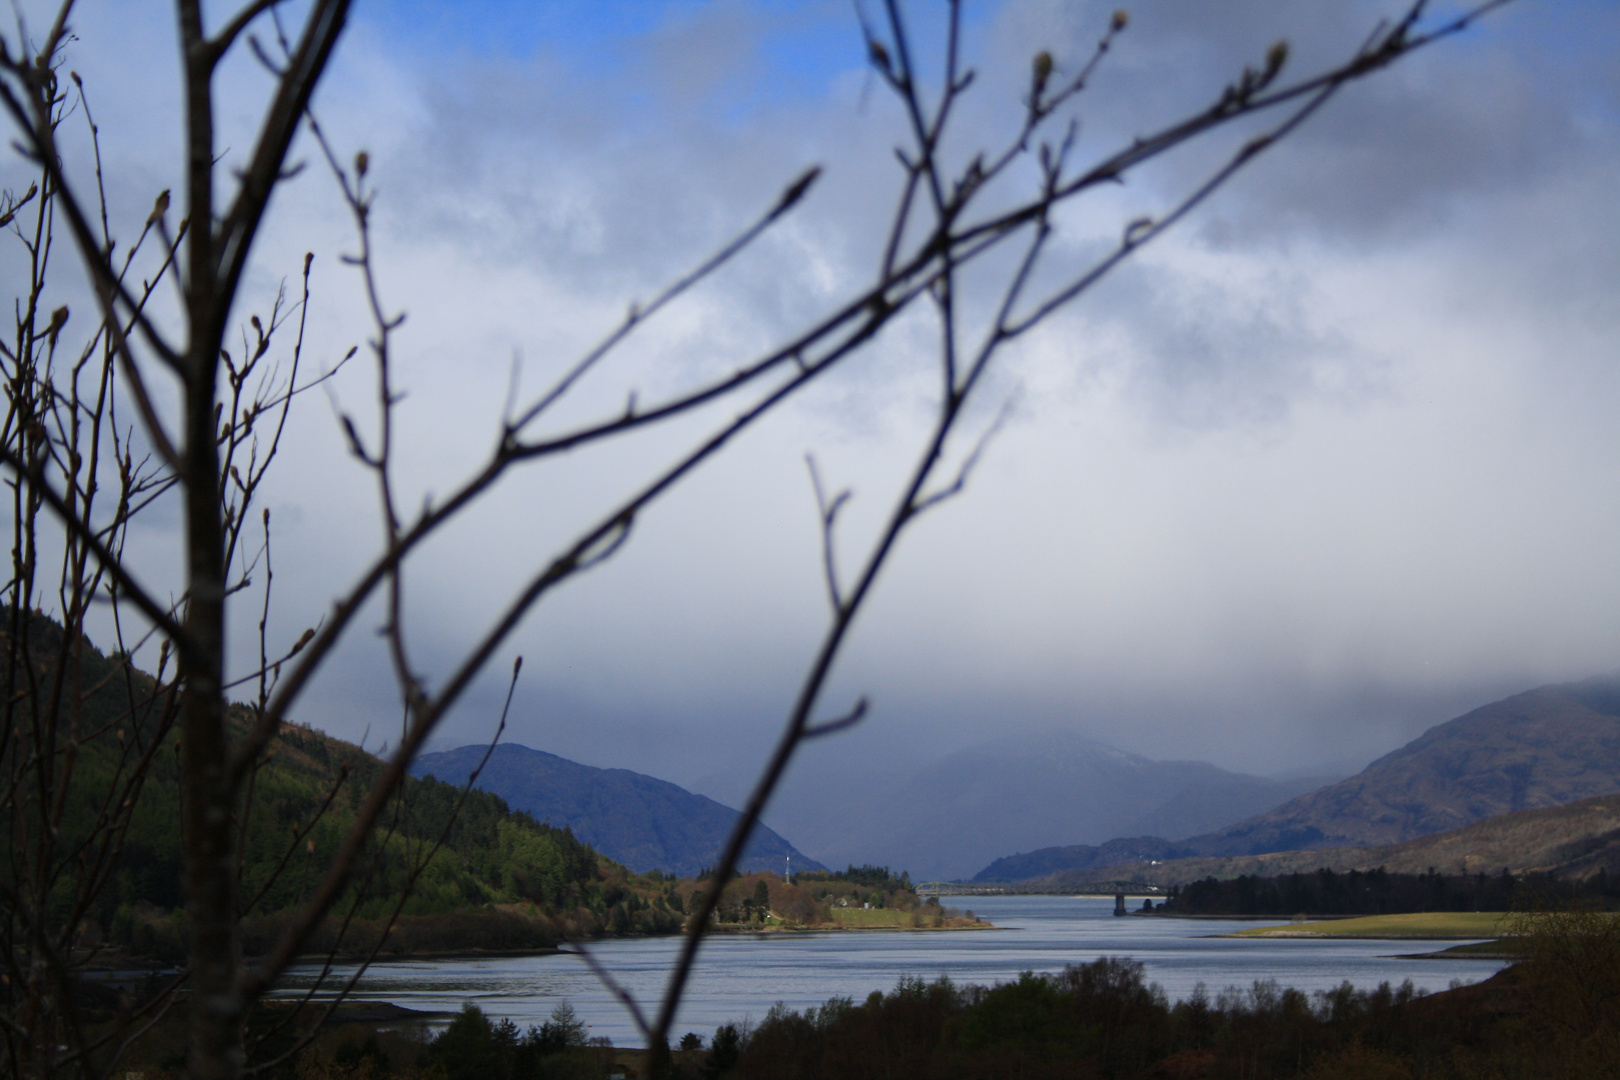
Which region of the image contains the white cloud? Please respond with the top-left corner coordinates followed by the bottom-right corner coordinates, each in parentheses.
top-left (6, 1), bottom-right (1618, 807)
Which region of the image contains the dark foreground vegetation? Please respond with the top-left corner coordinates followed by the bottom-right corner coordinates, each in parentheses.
top-left (81, 996), bottom-right (624, 1080)
top-left (720, 964), bottom-right (1599, 1079)
top-left (719, 904), bottom-right (1620, 1080)
top-left (1161, 866), bottom-right (1620, 918)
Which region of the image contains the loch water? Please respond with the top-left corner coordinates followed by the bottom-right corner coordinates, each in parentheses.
top-left (271, 895), bottom-right (1510, 1048)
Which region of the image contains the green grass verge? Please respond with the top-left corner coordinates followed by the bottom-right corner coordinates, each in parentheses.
top-left (1425, 938), bottom-right (1524, 957)
top-left (1227, 912), bottom-right (1512, 939)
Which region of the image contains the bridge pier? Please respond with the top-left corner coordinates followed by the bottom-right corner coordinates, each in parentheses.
top-left (1113, 891), bottom-right (1126, 917)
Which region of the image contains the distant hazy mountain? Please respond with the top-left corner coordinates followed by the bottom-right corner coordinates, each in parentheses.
top-left (410, 744), bottom-right (825, 878)
top-left (1031, 791), bottom-right (1620, 890)
top-left (769, 730), bottom-right (1333, 882)
top-left (1176, 675), bottom-right (1620, 858)
top-left (972, 837), bottom-right (1192, 883)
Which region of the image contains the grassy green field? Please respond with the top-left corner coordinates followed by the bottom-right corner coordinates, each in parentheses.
top-left (1227, 912), bottom-right (1511, 940)
top-left (828, 907), bottom-right (923, 928)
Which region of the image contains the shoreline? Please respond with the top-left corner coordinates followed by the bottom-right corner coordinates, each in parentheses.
top-left (705, 919), bottom-right (998, 936)
top-left (1132, 912), bottom-right (1345, 922)
top-left (1220, 931), bottom-right (1496, 940)
top-left (1216, 911), bottom-right (1513, 942)
top-left (1392, 945), bottom-right (1521, 961)
top-left (84, 920), bottom-right (1001, 973)
top-left (260, 999), bottom-right (457, 1026)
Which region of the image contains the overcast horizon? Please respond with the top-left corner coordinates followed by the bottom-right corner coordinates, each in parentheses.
top-left (8, 0), bottom-right (1619, 831)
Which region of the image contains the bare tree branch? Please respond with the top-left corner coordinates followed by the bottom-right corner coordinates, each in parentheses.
top-left (0, 2), bottom-right (1524, 1076)
top-left (805, 454), bottom-right (851, 614)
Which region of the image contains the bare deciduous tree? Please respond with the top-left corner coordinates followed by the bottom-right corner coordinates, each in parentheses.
top-left (0, 1), bottom-right (1514, 1077)
top-left (1503, 899), bottom-right (1620, 1072)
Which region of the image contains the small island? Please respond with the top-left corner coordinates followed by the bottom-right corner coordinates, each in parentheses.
top-left (676, 865), bottom-right (992, 932)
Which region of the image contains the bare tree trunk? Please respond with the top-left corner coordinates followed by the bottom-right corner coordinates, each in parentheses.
top-left (177, 5), bottom-right (239, 1074)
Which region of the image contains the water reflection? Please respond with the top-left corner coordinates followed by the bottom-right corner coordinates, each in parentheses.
top-left (271, 895), bottom-right (1509, 1048)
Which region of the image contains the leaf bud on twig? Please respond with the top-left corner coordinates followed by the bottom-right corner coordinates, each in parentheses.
top-left (1032, 51), bottom-right (1054, 97)
top-left (868, 38), bottom-right (891, 74)
top-left (46, 305), bottom-right (69, 348)
top-left (1265, 40), bottom-right (1290, 79)
top-left (776, 165), bottom-right (822, 214)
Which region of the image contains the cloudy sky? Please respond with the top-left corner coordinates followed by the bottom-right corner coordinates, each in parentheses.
top-left (9, 1), bottom-right (1620, 826)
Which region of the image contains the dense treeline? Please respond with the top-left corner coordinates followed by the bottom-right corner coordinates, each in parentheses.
top-left (714, 947), bottom-right (1617, 1079)
top-left (793, 865), bottom-right (919, 914)
top-left (115, 997), bottom-right (623, 1080)
top-left (1161, 866), bottom-right (1620, 917)
top-left (411, 1001), bottom-right (610, 1080)
top-left (1, 611), bottom-right (682, 960)
top-left (794, 864), bottom-right (916, 893)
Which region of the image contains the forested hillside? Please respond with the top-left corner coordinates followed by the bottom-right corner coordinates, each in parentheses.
top-left (0, 611), bottom-right (682, 960)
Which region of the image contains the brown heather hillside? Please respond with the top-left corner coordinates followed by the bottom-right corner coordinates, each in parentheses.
top-left (1177, 676), bottom-right (1620, 857)
top-left (968, 676), bottom-right (1620, 884)
top-left (1037, 791), bottom-right (1620, 890)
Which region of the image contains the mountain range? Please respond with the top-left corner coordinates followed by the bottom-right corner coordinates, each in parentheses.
top-left (410, 743), bottom-right (825, 878)
top-left (1029, 791), bottom-right (1620, 890)
top-left (418, 674), bottom-right (1620, 886)
top-left (972, 674), bottom-right (1620, 882)
top-left (753, 730), bottom-right (1337, 881)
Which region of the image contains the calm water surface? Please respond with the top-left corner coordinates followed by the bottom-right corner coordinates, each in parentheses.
top-left (272, 895), bottom-right (1508, 1047)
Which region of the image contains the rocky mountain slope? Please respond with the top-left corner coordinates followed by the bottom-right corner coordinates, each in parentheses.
top-left (411, 743), bottom-right (825, 877)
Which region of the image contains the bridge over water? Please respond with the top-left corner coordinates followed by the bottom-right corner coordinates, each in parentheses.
top-left (916, 881), bottom-right (1168, 898)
